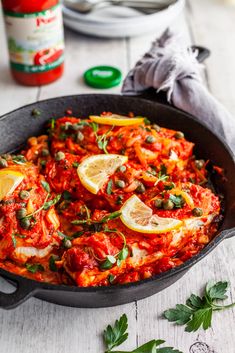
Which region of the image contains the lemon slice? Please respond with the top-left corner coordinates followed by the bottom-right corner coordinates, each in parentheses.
top-left (120, 195), bottom-right (182, 234)
top-left (0, 169), bottom-right (24, 201)
top-left (77, 154), bottom-right (128, 194)
top-left (90, 114), bottom-right (144, 126)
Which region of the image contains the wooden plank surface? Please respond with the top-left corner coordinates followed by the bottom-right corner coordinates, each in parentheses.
top-left (1, 1), bottom-right (235, 352)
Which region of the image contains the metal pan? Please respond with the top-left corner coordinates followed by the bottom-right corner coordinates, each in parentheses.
top-left (0, 91), bottom-right (235, 309)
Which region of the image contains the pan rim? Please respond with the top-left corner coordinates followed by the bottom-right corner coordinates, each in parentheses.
top-left (0, 93), bottom-right (234, 293)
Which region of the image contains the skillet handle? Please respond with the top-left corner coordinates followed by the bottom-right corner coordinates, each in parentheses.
top-left (0, 275), bottom-right (37, 310)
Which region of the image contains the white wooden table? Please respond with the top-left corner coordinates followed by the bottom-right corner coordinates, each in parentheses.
top-left (1, 1), bottom-right (235, 352)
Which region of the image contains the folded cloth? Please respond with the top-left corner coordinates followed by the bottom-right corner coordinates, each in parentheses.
top-left (122, 29), bottom-right (235, 152)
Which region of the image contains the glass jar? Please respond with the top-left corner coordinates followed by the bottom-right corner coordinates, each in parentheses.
top-left (2, 0), bottom-right (65, 86)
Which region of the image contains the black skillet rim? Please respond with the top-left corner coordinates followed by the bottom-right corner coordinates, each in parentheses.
top-left (0, 93), bottom-right (234, 293)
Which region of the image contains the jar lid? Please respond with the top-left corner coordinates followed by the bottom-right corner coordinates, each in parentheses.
top-left (84, 66), bottom-right (122, 89)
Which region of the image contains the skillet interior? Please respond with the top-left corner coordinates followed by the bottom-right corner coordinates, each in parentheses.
top-left (0, 94), bottom-right (235, 309)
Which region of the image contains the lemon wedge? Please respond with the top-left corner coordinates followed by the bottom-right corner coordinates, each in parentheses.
top-left (90, 114), bottom-right (144, 126)
top-left (0, 169), bottom-right (24, 201)
top-left (120, 195), bottom-right (182, 234)
top-left (77, 154), bottom-right (128, 194)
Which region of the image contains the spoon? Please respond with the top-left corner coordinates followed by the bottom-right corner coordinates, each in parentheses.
top-left (64, 0), bottom-right (177, 14)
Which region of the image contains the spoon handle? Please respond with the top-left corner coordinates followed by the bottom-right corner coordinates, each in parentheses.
top-left (112, 0), bottom-right (176, 9)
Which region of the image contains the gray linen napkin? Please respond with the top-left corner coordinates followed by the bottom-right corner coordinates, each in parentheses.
top-left (122, 30), bottom-right (235, 152)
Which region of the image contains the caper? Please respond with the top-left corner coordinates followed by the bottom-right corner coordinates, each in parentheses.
top-left (40, 160), bottom-right (46, 167)
top-left (174, 131), bottom-right (184, 139)
top-left (20, 218), bottom-right (31, 230)
top-left (195, 159), bottom-right (205, 170)
top-left (63, 239), bottom-right (72, 249)
top-left (31, 108), bottom-right (41, 116)
top-left (0, 158), bottom-right (8, 168)
top-left (115, 180), bottom-right (126, 188)
top-left (152, 124), bottom-right (161, 132)
top-left (41, 149), bottom-right (49, 157)
top-left (154, 199), bottom-right (163, 208)
top-left (19, 190), bottom-right (30, 200)
top-left (55, 151), bottom-right (65, 161)
top-left (163, 199), bottom-right (174, 210)
top-left (192, 207), bottom-right (203, 217)
top-left (136, 182), bottom-right (146, 194)
top-left (145, 135), bottom-right (155, 144)
top-left (77, 131), bottom-right (84, 142)
top-left (118, 165), bottom-right (127, 173)
top-left (16, 208), bottom-right (27, 219)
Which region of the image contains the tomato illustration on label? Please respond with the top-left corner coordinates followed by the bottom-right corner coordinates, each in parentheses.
top-left (34, 48), bottom-right (63, 66)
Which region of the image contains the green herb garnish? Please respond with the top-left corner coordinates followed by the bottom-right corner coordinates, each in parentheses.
top-left (143, 117), bottom-right (151, 125)
top-left (51, 118), bottom-right (55, 130)
top-left (41, 180), bottom-right (51, 193)
top-left (62, 190), bottom-right (72, 200)
top-left (43, 194), bottom-right (61, 210)
top-left (12, 155), bottom-right (26, 165)
top-left (72, 162), bottom-right (79, 168)
top-left (103, 314), bottom-right (182, 353)
top-left (107, 180), bottom-right (113, 195)
top-left (49, 255), bottom-right (59, 272)
top-left (25, 263), bottom-right (44, 274)
top-left (116, 246), bottom-right (128, 267)
top-left (154, 171), bottom-right (169, 186)
top-left (11, 233), bottom-right (26, 248)
top-left (108, 274), bottom-right (115, 284)
top-left (21, 181), bottom-right (60, 223)
top-left (100, 211), bottom-right (121, 223)
top-left (11, 233), bottom-right (17, 248)
top-left (169, 194), bottom-right (185, 208)
top-left (100, 227), bottom-right (127, 270)
top-left (90, 122), bottom-right (114, 154)
top-left (100, 255), bottom-right (117, 270)
top-left (164, 280), bottom-right (235, 332)
top-left (71, 211), bottom-right (121, 225)
top-left (57, 231), bottom-right (73, 241)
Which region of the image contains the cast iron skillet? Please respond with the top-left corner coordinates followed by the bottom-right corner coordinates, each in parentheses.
top-left (0, 92), bottom-right (235, 310)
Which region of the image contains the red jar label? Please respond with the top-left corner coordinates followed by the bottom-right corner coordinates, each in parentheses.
top-left (4, 4), bottom-right (64, 73)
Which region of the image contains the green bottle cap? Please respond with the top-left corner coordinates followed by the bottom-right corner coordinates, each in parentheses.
top-left (84, 65), bottom-right (122, 89)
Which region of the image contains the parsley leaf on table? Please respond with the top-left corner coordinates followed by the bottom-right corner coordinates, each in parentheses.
top-left (103, 314), bottom-right (182, 353)
top-left (164, 281), bottom-right (235, 332)
top-left (103, 314), bottom-right (128, 352)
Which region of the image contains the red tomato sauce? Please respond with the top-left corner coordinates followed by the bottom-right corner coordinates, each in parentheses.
top-left (0, 114), bottom-right (222, 287)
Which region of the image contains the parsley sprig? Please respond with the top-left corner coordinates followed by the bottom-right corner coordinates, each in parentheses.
top-left (101, 227), bottom-right (128, 269)
top-left (103, 314), bottom-right (182, 353)
top-left (71, 210), bottom-right (121, 225)
top-left (21, 181), bottom-right (61, 223)
top-left (154, 165), bottom-right (168, 186)
top-left (90, 122), bottom-right (114, 154)
top-left (71, 212), bottom-right (127, 269)
top-left (25, 263), bottom-right (44, 273)
top-left (164, 281), bottom-right (235, 332)
top-left (11, 233), bottom-right (26, 248)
